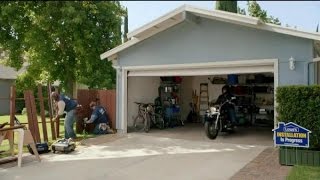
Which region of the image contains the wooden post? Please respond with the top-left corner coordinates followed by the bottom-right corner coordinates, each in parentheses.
top-left (9, 86), bottom-right (16, 156)
top-left (47, 83), bottom-right (56, 140)
top-left (9, 86), bottom-right (16, 126)
top-left (38, 85), bottom-right (48, 142)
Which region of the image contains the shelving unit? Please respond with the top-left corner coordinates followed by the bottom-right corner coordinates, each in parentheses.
top-left (159, 81), bottom-right (182, 126)
top-left (229, 80), bottom-right (274, 126)
top-left (252, 83), bottom-right (274, 127)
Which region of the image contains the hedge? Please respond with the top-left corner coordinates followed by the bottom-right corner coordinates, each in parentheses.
top-left (277, 85), bottom-right (320, 150)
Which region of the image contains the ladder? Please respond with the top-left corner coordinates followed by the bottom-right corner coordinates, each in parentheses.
top-left (199, 83), bottom-right (209, 120)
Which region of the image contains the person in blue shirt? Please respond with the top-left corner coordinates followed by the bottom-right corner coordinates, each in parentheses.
top-left (84, 101), bottom-right (113, 135)
top-left (51, 92), bottom-right (78, 140)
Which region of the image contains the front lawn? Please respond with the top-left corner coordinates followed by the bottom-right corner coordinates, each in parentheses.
top-left (287, 165), bottom-right (320, 180)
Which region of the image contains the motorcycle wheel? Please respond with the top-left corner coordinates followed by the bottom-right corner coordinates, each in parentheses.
top-left (204, 121), bottom-right (219, 139)
top-left (144, 113), bottom-right (151, 133)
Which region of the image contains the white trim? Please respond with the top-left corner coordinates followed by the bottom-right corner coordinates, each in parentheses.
top-left (100, 38), bottom-right (140, 60)
top-left (123, 59), bottom-right (276, 70)
top-left (128, 65), bottom-right (274, 76)
top-left (119, 59), bottom-right (279, 134)
top-left (274, 59), bottom-right (279, 129)
top-left (121, 69), bottom-right (128, 133)
top-left (185, 5), bottom-right (261, 26)
top-left (127, 5), bottom-right (186, 39)
top-left (100, 13), bottom-right (185, 60)
top-left (100, 4), bottom-right (320, 60)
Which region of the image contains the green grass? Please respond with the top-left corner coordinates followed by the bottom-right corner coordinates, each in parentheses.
top-left (0, 115), bottom-right (95, 158)
top-left (287, 165), bottom-right (320, 180)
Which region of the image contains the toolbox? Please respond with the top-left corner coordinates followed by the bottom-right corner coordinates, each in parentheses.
top-left (27, 142), bottom-right (50, 154)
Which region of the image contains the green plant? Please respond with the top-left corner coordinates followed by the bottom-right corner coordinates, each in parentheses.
top-left (287, 165), bottom-right (320, 180)
top-left (0, 2), bottom-right (125, 96)
top-left (276, 85), bottom-right (320, 150)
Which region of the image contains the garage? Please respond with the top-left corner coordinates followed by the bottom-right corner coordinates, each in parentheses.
top-left (100, 5), bottom-right (320, 144)
top-left (122, 60), bottom-right (277, 145)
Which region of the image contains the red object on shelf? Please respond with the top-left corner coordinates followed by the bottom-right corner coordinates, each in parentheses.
top-left (174, 76), bottom-right (182, 83)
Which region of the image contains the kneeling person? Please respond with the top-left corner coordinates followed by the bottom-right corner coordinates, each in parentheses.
top-left (85, 102), bottom-right (113, 135)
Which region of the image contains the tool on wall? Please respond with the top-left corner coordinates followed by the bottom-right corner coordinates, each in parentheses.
top-left (199, 83), bottom-right (209, 121)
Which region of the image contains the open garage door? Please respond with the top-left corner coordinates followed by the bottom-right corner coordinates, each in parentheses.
top-left (120, 59), bottom-right (279, 134)
top-left (128, 65), bottom-right (274, 76)
top-left (127, 60), bottom-right (276, 77)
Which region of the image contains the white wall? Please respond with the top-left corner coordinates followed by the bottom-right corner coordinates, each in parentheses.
top-left (127, 76), bottom-right (160, 127)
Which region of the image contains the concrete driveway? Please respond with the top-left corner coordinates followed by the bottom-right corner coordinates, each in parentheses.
top-left (0, 131), bottom-right (267, 180)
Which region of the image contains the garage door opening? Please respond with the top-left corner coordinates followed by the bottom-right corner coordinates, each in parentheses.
top-left (127, 72), bottom-right (275, 146)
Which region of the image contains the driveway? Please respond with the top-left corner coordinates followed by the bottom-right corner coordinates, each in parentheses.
top-left (0, 132), bottom-right (266, 180)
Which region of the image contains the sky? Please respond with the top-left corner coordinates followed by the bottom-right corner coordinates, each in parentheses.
top-left (120, 1), bottom-right (320, 33)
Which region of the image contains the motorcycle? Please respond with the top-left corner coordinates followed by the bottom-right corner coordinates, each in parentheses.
top-left (204, 96), bottom-right (236, 139)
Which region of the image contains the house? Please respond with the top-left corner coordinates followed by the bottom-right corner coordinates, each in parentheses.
top-left (0, 64), bottom-right (18, 115)
top-left (100, 5), bottom-right (320, 134)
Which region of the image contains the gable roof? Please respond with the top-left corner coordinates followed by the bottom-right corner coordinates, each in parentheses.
top-left (100, 4), bottom-right (320, 61)
top-left (0, 64), bottom-right (18, 80)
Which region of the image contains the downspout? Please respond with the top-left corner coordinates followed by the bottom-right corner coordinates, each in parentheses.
top-left (307, 58), bottom-right (320, 85)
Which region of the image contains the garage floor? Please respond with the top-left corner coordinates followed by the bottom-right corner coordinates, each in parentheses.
top-left (143, 123), bottom-right (274, 146)
top-left (0, 132), bottom-right (267, 180)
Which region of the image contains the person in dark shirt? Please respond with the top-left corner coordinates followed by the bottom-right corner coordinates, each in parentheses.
top-left (84, 101), bottom-right (113, 135)
top-left (215, 85), bottom-right (237, 125)
top-left (51, 92), bottom-right (78, 140)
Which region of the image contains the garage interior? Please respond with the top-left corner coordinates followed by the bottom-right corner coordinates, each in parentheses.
top-left (127, 72), bottom-right (275, 146)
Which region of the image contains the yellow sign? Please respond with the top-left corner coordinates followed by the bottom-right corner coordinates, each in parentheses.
top-left (276, 132), bottom-right (307, 138)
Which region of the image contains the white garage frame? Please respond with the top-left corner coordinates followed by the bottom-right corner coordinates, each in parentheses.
top-left (119, 59), bottom-right (279, 133)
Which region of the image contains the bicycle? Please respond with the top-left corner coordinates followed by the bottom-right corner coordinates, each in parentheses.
top-left (133, 102), bottom-right (152, 133)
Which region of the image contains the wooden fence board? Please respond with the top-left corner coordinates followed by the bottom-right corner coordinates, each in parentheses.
top-left (47, 84), bottom-right (56, 140)
top-left (24, 91), bottom-right (36, 142)
top-left (38, 85), bottom-right (48, 142)
top-left (29, 91), bottom-right (41, 143)
top-left (76, 89), bottom-right (116, 132)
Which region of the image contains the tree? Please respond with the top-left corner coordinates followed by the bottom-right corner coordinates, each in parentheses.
top-left (0, 2), bottom-right (125, 96)
top-left (317, 23), bottom-right (319, 33)
top-left (123, 8), bottom-right (129, 43)
top-left (215, 1), bottom-right (237, 13)
top-left (237, 6), bottom-right (246, 15)
top-left (247, 1), bottom-right (281, 25)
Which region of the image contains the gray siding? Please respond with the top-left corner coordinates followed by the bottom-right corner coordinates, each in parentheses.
top-left (115, 17), bottom-right (314, 130)
top-left (119, 18), bottom-right (313, 85)
top-left (0, 79), bottom-right (14, 115)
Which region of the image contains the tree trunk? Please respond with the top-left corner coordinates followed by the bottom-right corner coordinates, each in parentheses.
top-left (65, 78), bottom-right (75, 98)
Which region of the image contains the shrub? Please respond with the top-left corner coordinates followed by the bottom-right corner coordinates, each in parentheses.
top-left (277, 85), bottom-right (320, 150)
